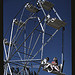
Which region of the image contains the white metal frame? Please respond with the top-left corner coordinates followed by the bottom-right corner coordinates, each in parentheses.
top-left (3, 0), bottom-right (65, 74)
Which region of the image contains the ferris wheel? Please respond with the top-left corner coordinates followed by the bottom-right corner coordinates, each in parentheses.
top-left (3, 0), bottom-right (66, 75)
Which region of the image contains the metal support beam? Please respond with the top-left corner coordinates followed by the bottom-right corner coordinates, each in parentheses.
top-left (8, 59), bottom-right (42, 62)
top-left (53, 7), bottom-right (62, 21)
top-left (38, 0), bottom-right (46, 16)
top-left (37, 17), bottom-right (44, 32)
top-left (3, 41), bottom-right (12, 75)
top-left (7, 19), bottom-right (16, 60)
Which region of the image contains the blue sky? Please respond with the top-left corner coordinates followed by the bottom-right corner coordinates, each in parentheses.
top-left (3, 0), bottom-right (71, 75)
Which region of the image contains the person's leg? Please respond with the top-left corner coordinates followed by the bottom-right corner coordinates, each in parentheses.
top-left (47, 64), bottom-right (53, 72)
top-left (53, 65), bottom-right (60, 72)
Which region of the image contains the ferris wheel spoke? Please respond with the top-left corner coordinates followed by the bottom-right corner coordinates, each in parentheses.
top-left (38, 0), bottom-right (46, 16)
top-left (28, 33), bottom-right (41, 59)
top-left (11, 23), bottom-right (24, 44)
top-left (7, 19), bottom-right (16, 61)
top-left (27, 32), bottom-right (34, 58)
top-left (10, 62), bottom-right (25, 67)
top-left (53, 7), bottom-right (62, 21)
top-left (10, 27), bottom-right (25, 56)
top-left (13, 44), bottom-right (23, 61)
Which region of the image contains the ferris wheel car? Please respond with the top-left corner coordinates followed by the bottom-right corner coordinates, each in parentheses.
top-left (40, 57), bottom-right (65, 75)
top-left (46, 18), bottom-right (66, 30)
top-left (42, 63), bottom-right (65, 75)
top-left (37, 0), bottom-right (54, 10)
top-left (25, 3), bottom-right (40, 13)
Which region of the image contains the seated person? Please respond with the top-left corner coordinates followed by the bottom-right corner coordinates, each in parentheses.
top-left (41, 57), bottom-right (49, 64)
top-left (51, 57), bottom-right (60, 72)
top-left (41, 57), bottom-right (60, 73)
top-left (41, 57), bottom-right (53, 72)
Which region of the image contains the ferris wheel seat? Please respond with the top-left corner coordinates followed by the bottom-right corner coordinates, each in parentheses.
top-left (14, 19), bottom-right (25, 26)
top-left (46, 18), bottom-right (66, 30)
top-left (25, 3), bottom-right (40, 13)
top-left (37, 0), bottom-right (54, 10)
